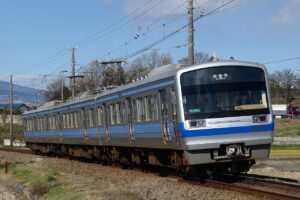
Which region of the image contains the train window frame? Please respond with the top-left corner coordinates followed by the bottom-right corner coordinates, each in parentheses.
top-left (130, 90), bottom-right (161, 124)
top-left (89, 108), bottom-right (95, 127)
top-left (97, 106), bottom-right (103, 126)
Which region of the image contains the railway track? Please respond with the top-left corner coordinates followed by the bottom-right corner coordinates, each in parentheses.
top-left (1, 147), bottom-right (300, 199)
top-left (0, 147), bottom-right (33, 154)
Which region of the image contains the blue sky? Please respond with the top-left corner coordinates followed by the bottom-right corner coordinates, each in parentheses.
top-left (0, 0), bottom-right (299, 88)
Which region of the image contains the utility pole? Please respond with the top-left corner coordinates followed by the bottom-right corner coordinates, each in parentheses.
top-left (9, 75), bottom-right (13, 147)
top-left (70, 47), bottom-right (77, 99)
top-left (188, 0), bottom-right (194, 65)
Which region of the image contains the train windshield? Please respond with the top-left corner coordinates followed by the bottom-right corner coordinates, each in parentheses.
top-left (180, 66), bottom-right (270, 120)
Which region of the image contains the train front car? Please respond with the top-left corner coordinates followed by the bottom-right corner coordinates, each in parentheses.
top-left (176, 61), bottom-right (274, 173)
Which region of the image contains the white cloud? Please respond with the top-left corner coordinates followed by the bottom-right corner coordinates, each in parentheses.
top-left (271, 0), bottom-right (300, 25)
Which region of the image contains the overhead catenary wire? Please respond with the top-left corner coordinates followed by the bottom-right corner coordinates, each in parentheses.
top-left (3, 0), bottom-right (157, 77)
top-left (119, 0), bottom-right (236, 61)
top-left (99, 2), bottom-right (188, 60)
top-left (74, 0), bottom-right (155, 47)
top-left (263, 56), bottom-right (300, 65)
top-left (77, 0), bottom-right (166, 47)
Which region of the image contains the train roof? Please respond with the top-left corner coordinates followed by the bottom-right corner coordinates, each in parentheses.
top-left (23, 60), bottom-right (265, 116)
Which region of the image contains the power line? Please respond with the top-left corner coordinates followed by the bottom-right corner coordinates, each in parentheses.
top-left (74, 0), bottom-right (155, 47)
top-left (14, 50), bottom-right (69, 75)
top-left (78, 0), bottom-right (165, 47)
top-left (5, 0), bottom-right (156, 76)
top-left (99, 2), bottom-right (189, 60)
top-left (263, 56), bottom-right (300, 65)
top-left (119, 0), bottom-right (236, 61)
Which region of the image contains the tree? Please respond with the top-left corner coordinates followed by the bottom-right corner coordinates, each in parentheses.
top-left (178, 52), bottom-right (210, 65)
top-left (77, 60), bottom-right (127, 91)
top-left (44, 78), bottom-right (71, 101)
top-left (126, 50), bottom-right (173, 82)
top-left (269, 69), bottom-right (299, 104)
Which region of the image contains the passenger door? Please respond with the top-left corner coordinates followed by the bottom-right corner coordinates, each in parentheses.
top-left (81, 108), bottom-right (88, 141)
top-left (103, 103), bottom-right (110, 141)
top-left (159, 89), bottom-right (171, 143)
top-left (126, 97), bottom-right (135, 142)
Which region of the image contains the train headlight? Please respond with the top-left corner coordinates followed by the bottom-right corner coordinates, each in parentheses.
top-left (252, 115), bottom-right (268, 123)
top-left (187, 119), bottom-right (206, 128)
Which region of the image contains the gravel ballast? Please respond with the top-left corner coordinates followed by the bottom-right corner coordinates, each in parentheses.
top-left (1, 151), bottom-right (297, 200)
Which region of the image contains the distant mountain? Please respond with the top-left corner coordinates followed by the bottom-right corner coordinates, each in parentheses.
top-left (0, 81), bottom-right (45, 105)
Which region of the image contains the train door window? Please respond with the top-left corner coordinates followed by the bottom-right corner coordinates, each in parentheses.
top-left (67, 113), bottom-right (70, 128)
top-left (104, 104), bottom-right (110, 125)
top-left (26, 120), bottom-right (28, 131)
top-left (74, 112), bottom-right (78, 128)
top-left (28, 119), bottom-right (31, 131)
top-left (136, 97), bottom-right (145, 122)
top-left (38, 118), bottom-right (41, 130)
top-left (52, 116), bottom-right (55, 129)
top-left (45, 116), bottom-right (48, 130)
top-left (109, 104), bottom-right (115, 125)
top-left (145, 95), bottom-right (154, 122)
top-left (171, 88), bottom-right (177, 118)
top-left (44, 117), bottom-right (47, 130)
top-left (115, 103), bottom-right (121, 124)
top-left (97, 106), bottom-right (103, 126)
top-left (36, 118), bottom-right (39, 130)
top-left (62, 114), bottom-right (66, 129)
top-left (70, 113), bottom-right (73, 128)
top-left (120, 102), bottom-right (126, 124)
top-left (69, 113), bottom-right (72, 128)
top-left (75, 112), bottom-right (78, 128)
top-left (81, 109), bottom-right (86, 129)
top-left (41, 118), bottom-right (44, 130)
top-left (49, 117), bottom-right (52, 130)
top-left (132, 99), bottom-right (137, 122)
top-left (89, 108), bottom-right (95, 127)
top-left (50, 116), bottom-right (53, 130)
top-left (153, 95), bottom-right (159, 121)
top-left (55, 115), bottom-right (59, 130)
top-left (159, 89), bottom-right (169, 120)
top-left (84, 110), bottom-right (89, 128)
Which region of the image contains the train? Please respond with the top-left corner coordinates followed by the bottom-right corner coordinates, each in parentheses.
top-left (22, 60), bottom-right (274, 175)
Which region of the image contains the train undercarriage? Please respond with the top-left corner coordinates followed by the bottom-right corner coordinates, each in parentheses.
top-left (27, 142), bottom-right (256, 176)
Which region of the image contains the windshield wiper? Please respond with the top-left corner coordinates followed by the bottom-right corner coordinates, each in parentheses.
top-left (206, 110), bottom-right (235, 119)
top-left (235, 107), bottom-right (251, 115)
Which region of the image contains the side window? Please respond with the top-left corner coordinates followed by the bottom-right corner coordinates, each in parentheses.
top-left (85, 110), bottom-right (90, 128)
top-left (115, 103), bottom-right (121, 124)
top-left (159, 89), bottom-right (169, 120)
top-left (74, 111), bottom-right (78, 128)
top-left (105, 105), bottom-right (111, 125)
top-left (97, 106), bottom-right (103, 126)
top-left (171, 87), bottom-right (177, 120)
top-left (109, 104), bottom-right (115, 125)
top-left (89, 108), bottom-right (95, 127)
top-left (63, 114), bottom-right (66, 129)
top-left (153, 95), bottom-right (159, 121)
top-left (136, 97), bottom-right (145, 122)
top-left (145, 95), bottom-right (153, 122)
top-left (132, 99), bottom-right (136, 122)
top-left (120, 102), bottom-right (127, 124)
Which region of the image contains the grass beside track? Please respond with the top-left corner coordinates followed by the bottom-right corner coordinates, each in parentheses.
top-left (0, 162), bottom-right (82, 199)
top-left (274, 119), bottom-right (300, 137)
top-left (271, 144), bottom-right (300, 155)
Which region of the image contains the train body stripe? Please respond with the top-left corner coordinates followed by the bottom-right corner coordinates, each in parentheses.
top-left (179, 122), bottom-right (274, 138)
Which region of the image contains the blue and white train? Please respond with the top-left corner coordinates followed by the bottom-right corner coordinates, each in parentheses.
top-left (23, 60), bottom-right (274, 173)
